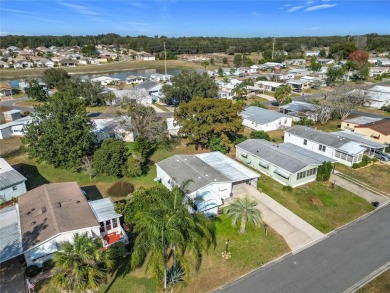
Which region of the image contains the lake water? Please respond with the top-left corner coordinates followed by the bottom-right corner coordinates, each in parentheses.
top-left (10, 68), bottom-right (185, 88)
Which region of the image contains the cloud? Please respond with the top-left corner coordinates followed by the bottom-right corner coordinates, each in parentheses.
top-left (58, 2), bottom-right (99, 16)
top-left (0, 31), bottom-right (25, 36)
top-left (304, 26), bottom-right (320, 30)
top-left (2, 7), bottom-right (56, 22)
top-left (279, 4), bottom-right (291, 10)
top-left (287, 5), bottom-right (305, 13)
top-left (305, 3), bottom-right (337, 12)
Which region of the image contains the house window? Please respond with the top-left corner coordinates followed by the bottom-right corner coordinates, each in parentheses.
top-left (303, 139), bottom-right (307, 145)
top-left (12, 186), bottom-right (18, 191)
top-left (106, 220), bottom-right (111, 231)
top-left (319, 145), bottom-right (326, 152)
top-left (99, 222), bottom-right (105, 233)
top-left (112, 218), bottom-right (118, 228)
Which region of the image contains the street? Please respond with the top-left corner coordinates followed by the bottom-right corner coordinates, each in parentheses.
top-left (217, 204), bottom-right (390, 293)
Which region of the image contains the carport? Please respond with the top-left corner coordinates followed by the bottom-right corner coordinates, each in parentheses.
top-left (0, 205), bottom-right (23, 264)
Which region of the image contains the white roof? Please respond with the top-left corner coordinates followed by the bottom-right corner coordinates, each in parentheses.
top-left (0, 116), bottom-right (32, 130)
top-left (91, 76), bottom-right (120, 82)
top-left (3, 110), bottom-right (21, 115)
top-left (89, 198), bottom-right (122, 222)
top-left (0, 205), bottom-right (23, 263)
top-left (337, 141), bottom-right (366, 155)
top-left (255, 81), bottom-right (283, 87)
top-left (166, 118), bottom-right (180, 130)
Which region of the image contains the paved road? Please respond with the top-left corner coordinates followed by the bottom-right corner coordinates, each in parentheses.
top-left (217, 204), bottom-right (390, 293)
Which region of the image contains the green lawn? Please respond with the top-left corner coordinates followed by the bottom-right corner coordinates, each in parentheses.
top-left (313, 119), bottom-right (342, 132)
top-left (35, 215), bottom-right (289, 293)
top-left (336, 163), bottom-right (390, 195)
top-left (258, 176), bottom-right (374, 233)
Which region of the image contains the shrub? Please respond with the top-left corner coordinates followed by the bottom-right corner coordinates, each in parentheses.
top-left (107, 181), bottom-right (134, 197)
top-left (209, 135), bottom-right (229, 154)
top-left (316, 161), bottom-right (333, 181)
top-left (282, 185), bottom-right (293, 192)
top-left (250, 130), bottom-right (271, 141)
top-left (352, 155), bottom-right (374, 169)
top-left (107, 242), bottom-right (128, 259)
top-left (42, 259), bottom-right (54, 271)
top-left (25, 265), bottom-right (41, 278)
top-left (295, 117), bottom-right (314, 126)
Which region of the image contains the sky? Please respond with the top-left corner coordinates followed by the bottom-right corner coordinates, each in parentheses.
top-left (1, 0), bottom-right (389, 38)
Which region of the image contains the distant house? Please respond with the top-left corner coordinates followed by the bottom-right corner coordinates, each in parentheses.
top-left (0, 158), bottom-right (27, 202)
top-left (126, 75), bottom-right (147, 84)
top-left (135, 80), bottom-right (162, 96)
top-left (240, 106), bottom-right (292, 132)
top-left (19, 81), bottom-right (48, 92)
top-left (236, 139), bottom-right (335, 187)
top-left (0, 116), bottom-right (32, 139)
top-left (150, 73), bottom-right (173, 82)
top-left (137, 52), bottom-right (155, 61)
top-left (377, 58), bottom-right (390, 67)
top-left (365, 85), bottom-right (390, 109)
top-left (16, 182), bottom-right (127, 267)
top-left (306, 51), bottom-right (320, 57)
top-left (284, 126), bottom-right (366, 167)
top-left (0, 61), bottom-right (10, 68)
top-left (369, 67), bottom-right (389, 78)
top-left (166, 117), bottom-right (180, 136)
top-left (284, 59), bottom-right (306, 66)
top-left (286, 79), bottom-right (311, 92)
top-left (0, 82), bottom-right (13, 97)
top-left (254, 81), bottom-right (283, 92)
top-left (156, 152), bottom-right (259, 216)
top-left (14, 60), bottom-right (33, 69)
top-left (340, 116), bottom-right (383, 131)
top-left (36, 58), bottom-right (55, 68)
top-left (353, 119), bottom-right (390, 144)
top-left (91, 76), bottom-right (120, 86)
top-left (108, 88), bottom-right (152, 105)
top-left (92, 117), bottom-right (135, 142)
top-left (59, 59), bottom-right (77, 67)
top-left (2, 110), bottom-right (21, 122)
top-left (279, 101), bottom-right (319, 122)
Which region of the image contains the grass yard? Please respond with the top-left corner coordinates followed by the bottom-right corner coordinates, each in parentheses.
top-left (336, 163), bottom-right (390, 195)
top-left (35, 215), bottom-right (289, 293)
top-left (357, 269), bottom-right (390, 293)
top-left (258, 176), bottom-right (374, 233)
top-left (0, 136), bottom-right (23, 157)
top-left (267, 130), bottom-right (284, 143)
top-left (14, 99), bottom-right (41, 108)
top-left (356, 107), bottom-right (390, 117)
top-left (313, 119), bottom-right (342, 132)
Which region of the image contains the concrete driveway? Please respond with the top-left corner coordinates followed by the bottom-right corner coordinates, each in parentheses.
top-left (231, 184), bottom-right (325, 251)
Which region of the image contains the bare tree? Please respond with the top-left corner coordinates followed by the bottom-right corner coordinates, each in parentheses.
top-left (354, 35), bottom-right (368, 50)
top-left (81, 156), bottom-right (95, 180)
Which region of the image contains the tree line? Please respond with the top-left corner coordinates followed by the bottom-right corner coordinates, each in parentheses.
top-left (1, 33), bottom-right (390, 54)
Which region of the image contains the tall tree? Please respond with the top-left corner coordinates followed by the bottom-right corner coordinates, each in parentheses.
top-left (162, 71), bottom-right (218, 105)
top-left (224, 197), bottom-right (262, 234)
top-left (59, 77), bottom-right (105, 106)
top-left (326, 66), bottom-right (345, 85)
top-left (309, 56), bottom-right (322, 72)
top-left (274, 85), bottom-right (292, 106)
top-left (174, 97), bottom-right (243, 149)
top-left (52, 233), bottom-right (114, 293)
top-left (25, 79), bottom-right (48, 101)
top-left (81, 44), bottom-right (98, 57)
top-left (23, 91), bottom-right (96, 168)
top-left (42, 68), bottom-right (70, 89)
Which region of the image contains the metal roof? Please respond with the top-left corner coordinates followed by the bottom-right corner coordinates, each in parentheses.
top-left (135, 81), bottom-right (161, 91)
top-left (0, 116), bottom-right (32, 130)
top-left (237, 139), bottom-right (328, 174)
top-left (88, 198), bottom-right (122, 223)
top-left (156, 152), bottom-right (259, 193)
top-left (337, 141), bottom-right (366, 155)
top-left (331, 131), bottom-right (385, 149)
top-left (2, 109), bottom-right (21, 115)
top-left (280, 143), bottom-right (337, 163)
top-left (241, 106), bottom-right (291, 125)
top-left (0, 159), bottom-right (27, 189)
top-left (342, 116), bottom-right (382, 125)
top-left (0, 205), bottom-right (23, 263)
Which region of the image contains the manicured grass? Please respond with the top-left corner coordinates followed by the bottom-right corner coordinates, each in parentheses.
top-left (357, 269), bottom-right (390, 293)
top-left (258, 176), bottom-right (374, 233)
top-left (336, 163), bottom-right (390, 195)
top-left (35, 215), bottom-right (289, 293)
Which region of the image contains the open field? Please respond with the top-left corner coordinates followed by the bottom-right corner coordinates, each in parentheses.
top-left (336, 163), bottom-right (390, 195)
top-left (0, 60), bottom-right (211, 81)
top-left (35, 215), bottom-right (289, 293)
top-left (357, 269), bottom-right (390, 293)
top-left (258, 175), bottom-right (374, 233)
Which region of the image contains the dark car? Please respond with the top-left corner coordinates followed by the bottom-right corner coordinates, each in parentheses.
top-left (374, 151), bottom-right (390, 162)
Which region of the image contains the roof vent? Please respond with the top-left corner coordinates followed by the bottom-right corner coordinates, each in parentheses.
top-left (55, 202), bottom-right (61, 208)
top-left (41, 207), bottom-right (47, 213)
top-left (31, 208), bottom-right (35, 211)
top-left (31, 221), bottom-right (36, 225)
top-left (76, 200), bottom-right (81, 203)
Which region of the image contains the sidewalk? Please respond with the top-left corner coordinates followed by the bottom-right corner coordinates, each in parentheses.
top-left (330, 174), bottom-right (389, 206)
top-left (231, 184), bottom-right (325, 251)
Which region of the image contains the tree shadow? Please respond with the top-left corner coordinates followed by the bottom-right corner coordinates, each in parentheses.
top-left (12, 163), bottom-right (49, 190)
top-left (104, 255), bottom-right (132, 293)
top-left (87, 112), bottom-right (103, 118)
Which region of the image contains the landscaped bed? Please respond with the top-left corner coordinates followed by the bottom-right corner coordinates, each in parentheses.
top-left (34, 215), bottom-right (289, 293)
top-left (258, 176), bottom-right (374, 233)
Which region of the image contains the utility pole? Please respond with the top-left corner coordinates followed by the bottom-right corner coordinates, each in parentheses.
top-left (164, 41), bottom-right (167, 75)
top-left (272, 37), bottom-right (276, 60)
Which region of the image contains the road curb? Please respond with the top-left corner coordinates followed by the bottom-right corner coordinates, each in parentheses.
top-left (343, 262), bottom-right (390, 293)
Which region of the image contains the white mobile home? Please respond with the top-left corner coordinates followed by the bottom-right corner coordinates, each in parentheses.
top-left (241, 106), bottom-right (292, 132)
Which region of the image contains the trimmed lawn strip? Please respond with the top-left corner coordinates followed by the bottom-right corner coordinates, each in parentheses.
top-left (336, 163), bottom-right (390, 195)
top-left (35, 215), bottom-right (289, 293)
top-left (258, 176), bottom-right (374, 233)
top-left (357, 269), bottom-right (390, 293)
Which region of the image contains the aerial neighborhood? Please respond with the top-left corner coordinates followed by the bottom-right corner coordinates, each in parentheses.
top-left (0, 32), bottom-right (390, 293)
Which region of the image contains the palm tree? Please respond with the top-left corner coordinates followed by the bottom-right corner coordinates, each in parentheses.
top-left (52, 233), bottom-right (114, 292)
top-left (274, 84), bottom-right (292, 106)
top-left (224, 197), bottom-right (262, 234)
top-left (130, 185), bottom-right (215, 291)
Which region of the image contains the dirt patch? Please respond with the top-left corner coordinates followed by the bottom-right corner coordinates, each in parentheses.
top-left (0, 137), bottom-right (23, 157)
top-left (308, 197), bottom-right (323, 206)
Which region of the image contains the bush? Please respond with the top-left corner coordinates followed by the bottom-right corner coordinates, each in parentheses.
top-left (42, 259), bottom-right (54, 271)
top-left (316, 161), bottom-right (333, 181)
top-left (25, 265), bottom-right (41, 278)
top-left (107, 181), bottom-right (134, 197)
top-left (107, 242), bottom-right (128, 259)
top-left (282, 185), bottom-right (293, 192)
top-left (295, 117), bottom-right (314, 126)
top-left (209, 135), bottom-right (229, 154)
top-left (250, 130), bottom-right (271, 141)
top-left (352, 155), bottom-right (374, 169)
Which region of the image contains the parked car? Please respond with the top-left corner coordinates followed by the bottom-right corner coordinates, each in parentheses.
top-left (374, 151), bottom-right (390, 162)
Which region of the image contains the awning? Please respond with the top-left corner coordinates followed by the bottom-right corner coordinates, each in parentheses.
top-left (195, 189), bottom-right (223, 213)
top-left (30, 241), bottom-right (58, 260)
top-left (274, 169), bottom-right (290, 179)
top-left (240, 152), bottom-right (248, 158)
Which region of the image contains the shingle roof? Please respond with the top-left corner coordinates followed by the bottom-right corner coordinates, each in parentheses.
top-left (355, 119), bottom-right (390, 135)
top-left (18, 182), bottom-right (99, 251)
top-left (241, 106), bottom-right (291, 125)
top-left (342, 116), bottom-right (382, 125)
top-left (0, 159), bottom-right (27, 189)
top-left (135, 80), bottom-right (161, 91)
top-left (236, 139), bottom-right (329, 174)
